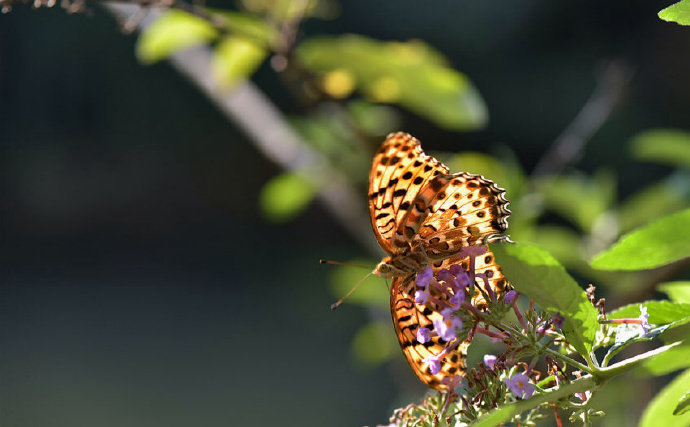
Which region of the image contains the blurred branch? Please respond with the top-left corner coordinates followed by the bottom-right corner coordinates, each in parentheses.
top-left (531, 61), bottom-right (633, 177)
top-left (104, 3), bottom-right (380, 256)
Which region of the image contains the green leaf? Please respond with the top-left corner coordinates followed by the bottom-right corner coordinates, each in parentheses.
top-left (609, 300), bottom-right (690, 325)
top-left (535, 171), bottom-right (615, 232)
top-left (677, 390), bottom-right (690, 416)
top-left (351, 321), bottom-right (397, 367)
top-left (639, 342), bottom-right (690, 376)
top-left (212, 36), bottom-right (267, 87)
top-left (259, 172), bottom-right (315, 222)
top-left (618, 177), bottom-right (690, 233)
top-left (209, 10), bottom-right (276, 46)
top-left (659, 281), bottom-right (690, 304)
top-left (591, 208), bottom-right (690, 271)
top-left (136, 10), bottom-right (219, 64)
top-left (631, 128), bottom-right (690, 167)
top-left (490, 242), bottom-right (599, 355)
top-left (296, 35), bottom-right (487, 130)
top-left (640, 369), bottom-right (690, 427)
top-left (659, 0), bottom-right (690, 26)
top-left (329, 259), bottom-right (388, 310)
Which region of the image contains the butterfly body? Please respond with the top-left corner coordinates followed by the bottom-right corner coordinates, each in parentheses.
top-left (368, 132), bottom-right (511, 390)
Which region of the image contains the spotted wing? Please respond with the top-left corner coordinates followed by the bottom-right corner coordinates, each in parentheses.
top-left (409, 173), bottom-right (510, 260)
top-left (390, 277), bottom-right (469, 391)
top-left (369, 132), bottom-right (449, 255)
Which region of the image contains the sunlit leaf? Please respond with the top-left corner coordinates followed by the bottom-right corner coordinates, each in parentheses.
top-left (609, 300), bottom-right (690, 330)
top-left (491, 242), bottom-right (599, 355)
top-left (536, 171), bottom-right (616, 232)
top-left (136, 10), bottom-right (219, 64)
top-left (591, 208), bottom-right (690, 271)
top-left (329, 259), bottom-right (387, 310)
top-left (677, 390), bottom-right (690, 416)
top-left (639, 342), bottom-right (690, 375)
top-left (618, 176), bottom-right (690, 233)
top-left (259, 172), bottom-right (315, 222)
top-left (640, 369), bottom-right (690, 427)
top-left (631, 128), bottom-right (690, 167)
top-left (210, 10), bottom-right (276, 46)
top-left (659, 281), bottom-right (690, 304)
top-left (296, 35), bottom-right (487, 130)
top-left (659, 0), bottom-right (690, 26)
top-left (351, 321), bottom-right (397, 367)
top-left (212, 36), bottom-right (267, 87)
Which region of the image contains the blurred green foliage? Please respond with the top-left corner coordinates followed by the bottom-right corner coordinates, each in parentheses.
top-left (659, 0), bottom-right (690, 26)
top-left (295, 35), bottom-right (487, 130)
top-left (259, 172), bottom-right (315, 222)
top-left (639, 369), bottom-right (690, 427)
top-left (631, 129), bottom-right (690, 169)
top-left (212, 36), bottom-right (267, 88)
top-left (591, 208), bottom-right (690, 271)
top-left (136, 10), bottom-right (219, 64)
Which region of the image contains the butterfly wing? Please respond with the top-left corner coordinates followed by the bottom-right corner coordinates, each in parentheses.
top-left (369, 132), bottom-right (449, 254)
top-left (390, 277), bottom-right (469, 391)
top-left (408, 172), bottom-right (511, 260)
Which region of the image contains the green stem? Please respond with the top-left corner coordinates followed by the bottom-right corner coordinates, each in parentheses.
top-left (472, 376), bottom-right (597, 427)
top-left (595, 341), bottom-right (681, 381)
top-left (544, 348), bottom-right (593, 375)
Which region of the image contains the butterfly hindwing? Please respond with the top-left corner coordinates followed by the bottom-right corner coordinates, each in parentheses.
top-left (390, 277), bottom-right (469, 391)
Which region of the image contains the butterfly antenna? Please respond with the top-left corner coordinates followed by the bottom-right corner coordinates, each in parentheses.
top-left (330, 270), bottom-right (374, 311)
top-left (320, 259), bottom-right (371, 269)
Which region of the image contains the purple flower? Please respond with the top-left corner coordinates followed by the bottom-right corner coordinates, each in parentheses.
top-left (416, 267), bottom-right (433, 288)
top-left (423, 354), bottom-right (442, 375)
top-left (433, 308), bottom-right (462, 341)
top-left (448, 264), bottom-right (465, 277)
top-left (461, 245), bottom-right (488, 258)
top-left (437, 269), bottom-right (455, 285)
top-left (483, 354), bottom-right (497, 370)
top-left (639, 305), bottom-right (650, 334)
top-left (440, 374), bottom-right (462, 390)
top-left (417, 327), bottom-right (432, 344)
top-left (449, 291), bottom-right (465, 309)
top-left (415, 286), bottom-right (431, 305)
top-left (504, 373), bottom-right (535, 399)
top-left (504, 290), bottom-right (518, 305)
top-left (552, 313), bottom-right (565, 329)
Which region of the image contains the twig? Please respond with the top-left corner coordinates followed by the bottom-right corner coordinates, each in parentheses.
top-left (104, 3), bottom-right (380, 255)
top-left (531, 61), bottom-right (633, 177)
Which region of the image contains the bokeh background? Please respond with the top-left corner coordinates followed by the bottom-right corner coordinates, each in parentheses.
top-left (2, 1), bottom-right (690, 426)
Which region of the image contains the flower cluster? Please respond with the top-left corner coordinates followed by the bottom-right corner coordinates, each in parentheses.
top-left (414, 263), bottom-right (471, 375)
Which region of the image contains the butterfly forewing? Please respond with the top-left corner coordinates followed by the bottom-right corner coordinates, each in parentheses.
top-left (369, 132), bottom-right (449, 254)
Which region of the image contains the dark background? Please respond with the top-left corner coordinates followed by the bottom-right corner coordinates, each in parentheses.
top-left (2, 1), bottom-right (689, 426)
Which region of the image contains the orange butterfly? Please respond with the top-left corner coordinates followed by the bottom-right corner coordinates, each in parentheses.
top-left (369, 132), bottom-right (511, 390)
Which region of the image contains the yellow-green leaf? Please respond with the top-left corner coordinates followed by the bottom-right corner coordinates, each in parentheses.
top-left (212, 36), bottom-right (267, 88)
top-left (137, 10), bottom-right (219, 64)
top-left (631, 128), bottom-right (690, 168)
top-left (640, 369), bottom-right (690, 427)
top-left (591, 208), bottom-right (690, 271)
top-left (259, 172), bottom-right (315, 222)
top-left (659, 0), bottom-right (690, 26)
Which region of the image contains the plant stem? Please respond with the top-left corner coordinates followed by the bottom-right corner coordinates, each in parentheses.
top-left (544, 348), bottom-right (593, 375)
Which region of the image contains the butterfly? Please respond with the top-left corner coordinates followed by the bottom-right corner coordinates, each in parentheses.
top-left (368, 132), bottom-right (511, 391)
